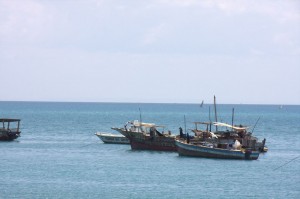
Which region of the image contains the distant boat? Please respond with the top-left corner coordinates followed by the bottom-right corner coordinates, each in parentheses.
top-left (0, 118), bottom-right (21, 141)
top-left (95, 132), bottom-right (129, 144)
top-left (112, 120), bottom-right (177, 151)
top-left (200, 100), bottom-right (204, 108)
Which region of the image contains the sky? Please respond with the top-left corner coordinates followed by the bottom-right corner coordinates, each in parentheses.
top-left (0, 0), bottom-right (300, 105)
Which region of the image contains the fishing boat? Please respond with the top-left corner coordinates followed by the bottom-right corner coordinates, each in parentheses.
top-left (95, 132), bottom-right (129, 144)
top-left (212, 122), bottom-right (267, 153)
top-left (176, 121), bottom-right (262, 160)
top-left (112, 120), bottom-right (177, 151)
top-left (175, 139), bottom-right (260, 160)
top-left (197, 96), bottom-right (268, 153)
top-left (192, 121), bottom-right (267, 153)
top-left (0, 118), bottom-right (21, 141)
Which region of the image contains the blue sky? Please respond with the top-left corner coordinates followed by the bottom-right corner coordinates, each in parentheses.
top-left (0, 0), bottom-right (299, 104)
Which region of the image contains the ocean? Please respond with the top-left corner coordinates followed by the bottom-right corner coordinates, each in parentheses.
top-left (0, 102), bottom-right (299, 199)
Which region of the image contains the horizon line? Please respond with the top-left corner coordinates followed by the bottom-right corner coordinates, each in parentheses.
top-left (0, 100), bottom-right (298, 106)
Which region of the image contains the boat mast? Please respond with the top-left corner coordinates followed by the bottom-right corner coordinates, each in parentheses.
top-left (209, 106), bottom-right (212, 132)
top-left (184, 115), bottom-right (187, 134)
top-left (139, 108), bottom-right (142, 132)
top-left (231, 108), bottom-right (235, 130)
top-left (139, 108), bottom-right (142, 123)
top-left (214, 95), bottom-right (218, 131)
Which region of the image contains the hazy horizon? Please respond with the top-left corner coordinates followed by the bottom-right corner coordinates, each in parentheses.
top-left (0, 99), bottom-right (298, 106)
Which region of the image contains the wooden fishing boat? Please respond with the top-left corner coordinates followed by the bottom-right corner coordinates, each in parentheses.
top-left (0, 118), bottom-right (21, 141)
top-left (194, 96), bottom-right (268, 153)
top-left (112, 120), bottom-right (177, 151)
top-left (192, 121), bottom-right (267, 153)
top-left (213, 122), bottom-right (267, 153)
top-left (175, 139), bottom-right (260, 160)
top-left (95, 132), bottom-right (129, 144)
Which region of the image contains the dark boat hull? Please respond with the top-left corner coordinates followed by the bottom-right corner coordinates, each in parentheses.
top-left (130, 139), bottom-right (176, 151)
top-left (175, 140), bottom-right (259, 160)
top-left (112, 128), bottom-right (177, 151)
top-left (0, 132), bottom-right (20, 141)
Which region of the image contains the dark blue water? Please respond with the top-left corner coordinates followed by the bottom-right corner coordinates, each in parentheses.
top-left (1, 102), bottom-right (299, 198)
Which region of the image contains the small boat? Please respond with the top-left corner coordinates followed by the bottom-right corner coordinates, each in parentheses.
top-left (0, 118), bottom-right (21, 141)
top-left (95, 132), bottom-right (129, 144)
top-left (175, 139), bottom-right (260, 160)
top-left (112, 120), bottom-right (177, 151)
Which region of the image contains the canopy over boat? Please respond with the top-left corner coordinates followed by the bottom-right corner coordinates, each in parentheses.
top-left (213, 122), bottom-right (249, 131)
top-left (127, 120), bottom-right (165, 128)
top-left (0, 118), bottom-right (21, 122)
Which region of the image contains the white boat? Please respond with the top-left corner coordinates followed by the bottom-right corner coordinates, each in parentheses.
top-left (95, 132), bottom-right (129, 144)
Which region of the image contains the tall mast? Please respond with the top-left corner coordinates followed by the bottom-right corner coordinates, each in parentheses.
top-left (231, 108), bottom-right (235, 130)
top-left (139, 108), bottom-right (142, 132)
top-left (184, 115), bottom-right (187, 134)
top-left (139, 108), bottom-right (142, 124)
top-left (214, 95), bottom-right (218, 131)
top-left (209, 106), bottom-right (212, 132)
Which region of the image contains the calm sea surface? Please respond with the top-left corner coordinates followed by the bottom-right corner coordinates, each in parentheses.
top-left (0, 102), bottom-right (299, 199)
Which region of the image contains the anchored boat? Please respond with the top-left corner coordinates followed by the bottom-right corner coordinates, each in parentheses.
top-left (176, 121), bottom-right (262, 160)
top-left (112, 120), bottom-right (177, 151)
top-left (212, 122), bottom-right (267, 153)
top-left (175, 139), bottom-right (259, 160)
top-left (95, 132), bottom-right (129, 144)
top-left (0, 118), bottom-right (21, 141)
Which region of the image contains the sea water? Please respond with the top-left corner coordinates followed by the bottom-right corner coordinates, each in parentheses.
top-left (0, 102), bottom-right (299, 199)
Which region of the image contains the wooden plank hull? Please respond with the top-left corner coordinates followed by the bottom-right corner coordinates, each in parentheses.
top-left (0, 131), bottom-right (20, 141)
top-left (112, 128), bottom-right (177, 151)
top-left (175, 140), bottom-right (259, 160)
top-left (130, 139), bottom-right (176, 151)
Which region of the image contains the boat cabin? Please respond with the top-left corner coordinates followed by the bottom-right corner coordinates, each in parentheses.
top-left (125, 120), bottom-right (166, 134)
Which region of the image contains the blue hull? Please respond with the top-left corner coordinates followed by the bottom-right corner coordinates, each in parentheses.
top-left (175, 140), bottom-right (259, 160)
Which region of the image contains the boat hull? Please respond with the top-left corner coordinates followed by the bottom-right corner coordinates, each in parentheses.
top-left (95, 133), bottom-right (129, 144)
top-left (130, 139), bottom-right (176, 151)
top-left (175, 140), bottom-right (259, 160)
top-left (112, 128), bottom-right (177, 151)
top-left (0, 131), bottom-right (20, 141)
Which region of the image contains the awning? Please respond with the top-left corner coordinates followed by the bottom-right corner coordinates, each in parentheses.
top-left (213, 122), bottom-right (248, 130)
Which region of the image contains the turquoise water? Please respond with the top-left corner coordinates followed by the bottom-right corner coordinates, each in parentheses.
top-left (0, 102), bottom-right (299, 198)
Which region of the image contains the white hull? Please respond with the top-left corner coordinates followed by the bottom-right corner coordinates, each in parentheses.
top-left (95, 132), bottom-right (129, 144)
